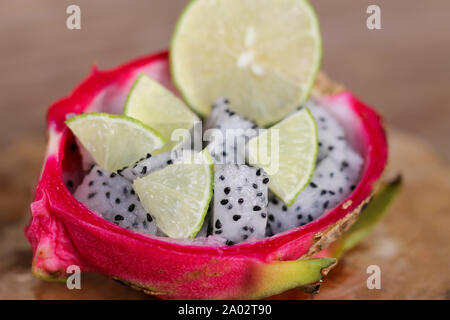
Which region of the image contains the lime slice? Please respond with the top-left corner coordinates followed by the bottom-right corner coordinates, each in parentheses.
top-left (132, 149), bottom-right (214, 238)
top-left (247, 108), bottom-right (318, 205)
top-left (66, 113), bottom-right (165, 172)
top-left (124, 74), bottom-right (200, 153)
top-left (171, 0), bottom-right (321, 126)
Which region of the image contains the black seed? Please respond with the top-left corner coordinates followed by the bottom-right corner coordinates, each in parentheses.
top-left (341, 161), bottom-right (349, 168)
top-left (228, 204), bottom-right (233, 210)
top-left (297, 214), bottom-right (303, 219)
top-left (114, 215), bottom-right (124, 221)
top-left (328, 146), bottom-right (334, 151)
top-left (262, 177), bottom-right (269, 184)
top-left (256, 168), bottom-right (261, 176)
top-left (308, 214), bottom-right (313, 222)
top-left (123, 187), bottom-right (128, 195)
top-left (215, 219), bottom-right (222, 229)
top-left (261, 212), bottom-right (267, 218)
top-left (252, 183), bottom-right (258, 189)
top-left (105, 192), bottom-right (110, 199)
top-left (253, 206), bottom-right (261, 211)
top-left (277, 222), bottom-right (281, 228)
top-left (115, 198), bottom-right (121, 204)
top-left (318, 142), bottom-right (322, 147)
top-left (167, 159), bottom-right (173, 165)
top-left (110, 173), bottom-right (117, 178)
top-left (222, 151), bottom-right (227, 156)
top-left (339, 187), bottom-right (343, 193)
top-left (146, 214), bottom-right (153, 222)
top-left (243, 235), bottom-right (248, 240)
top-left (233, 215), bottom-right (241, 221)
top-left (128, 204), bottom-right (135, 212)
top-left (130, 189), bottom-right (135, 195)
top-left (256, 192), bottom-right (263, 197)
top-left (251, 124), bottom-right (258, 129)
top-left (243, 226), bottom-right (248, 231)
top-left (268, 214), bottom-right (274, 222)
top-left (97, 170), bottom-right (103, 176)
top-left (224, 187), bottom-right (230, 195)
top-left (225, 240), bottom-right (234, 246)
top-left (321, 190), bottom-right (327, 196)
top-left (219, 175), bottom-right (225, 181)
top-left (323, 201), bottom-right (329, 209)
top-left (350, 185), bottom-right (356, 191)
top-left (224, 99), bottom-right (229, 104)
top-left (88, 181), bottom-right (94, 186)
top-left (296, 206), bottom-right (301, 211)
top-left (88, 192), bottom-right (97, 199)
top-left (282, 205), bottom-right (288, 212)
top-left (102, 182), bottom-right (108, 186)
top-left (215, 230), bottom-right (222, 235)
top-left (330, 172), bottom-right (334, 178)
top-left (67, 180), bottom-right (74, 188)
top-left (238, 198), bottom-right (244, 204)
top-left (271, 198), bottom-right (279, 205)
top-left (220, 199), bottom-right (229, 205)
top-left (141, 166), bottom-right (147, 175)
top-left (146, 153), bottom-right (152, 159)
top-left (310, 182), bottom-right (317, 188)
top-left (249, 227), bottom-right (254, 233)
top-left (319, 117), bottom-right (326, 122)
top-left (328, 190), bottom-right (335, 195)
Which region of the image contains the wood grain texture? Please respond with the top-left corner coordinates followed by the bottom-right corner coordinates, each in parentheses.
top-left (0, 0), bottom-right (449, 300)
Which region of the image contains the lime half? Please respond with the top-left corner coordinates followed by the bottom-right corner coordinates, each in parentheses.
top-left (124, 74), bottom-right (199, 153)
top-left (247, 108), bottom-right (318, 205)
top-left (66, 113), bottom-right (164, 172)
top-left (133, 149), bottom-right (214, 238)
top-left (171, 0), bottom-right (321, 126)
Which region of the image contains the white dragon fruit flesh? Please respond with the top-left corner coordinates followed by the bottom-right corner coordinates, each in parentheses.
top-left (305, 99), bottom-right (347, 163)
top-left (74, 165), bottom-right (158, 235)
top-left (268, 144), bottom-right (363, 235)
top-left (212, 164), bottom-right (269, 245)
top-left (204, 98), bottom-right (259, 164)
top-left (117, 152), bottom-right (174, 181)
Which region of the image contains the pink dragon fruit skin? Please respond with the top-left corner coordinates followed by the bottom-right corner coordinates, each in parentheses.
top-left (25, 51), bottom-right (388, 299)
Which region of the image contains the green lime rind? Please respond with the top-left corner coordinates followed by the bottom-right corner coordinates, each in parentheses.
top-left (331, 176), bottom-right (403, 258)
top-left (123, 74), bottom-right (200, 154)
top-left (170, 0), bottom-right (322, 125)
top-left (247, 107), bottom-right (318, 206)
top-left (133, 149), bottom-right (214, 239)
top-left (284, 107), bottom-right (318, 206)
top-left (65, 112), bottom-right (165, 172)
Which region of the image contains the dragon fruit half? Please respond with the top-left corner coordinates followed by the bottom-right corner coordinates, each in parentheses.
top-left (25, 51), bottom-right (388, 299)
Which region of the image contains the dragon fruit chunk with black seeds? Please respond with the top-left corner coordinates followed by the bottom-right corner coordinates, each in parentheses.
top-left (204, 97), bottom-right (259, 164)
top-left (268, 152), bottom-right (362, 234)
top-left (212, 164), bottom-right (269, 244)
top-left (74, 165), bottom-right (158, 235)
top-left (117, 152), bottom-right (173, 181)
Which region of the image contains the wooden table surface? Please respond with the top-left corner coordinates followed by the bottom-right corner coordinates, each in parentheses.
top-left (0, 0), bottom-right (449, 299)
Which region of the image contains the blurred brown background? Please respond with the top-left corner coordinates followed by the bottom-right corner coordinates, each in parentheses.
top-left (0, 0), bottom-right (449, 299)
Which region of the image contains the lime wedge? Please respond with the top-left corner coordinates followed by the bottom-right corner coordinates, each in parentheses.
top-left (171, 0), bottom-right (322, 126)
top-left (124, 74), bottom-right (200, 153)
top-left (132, 149), bottom-right (214, 238)
top-left (66, 113), bottom-right (164, 172)
top-left (247, 108), bottom-right (318, 205)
